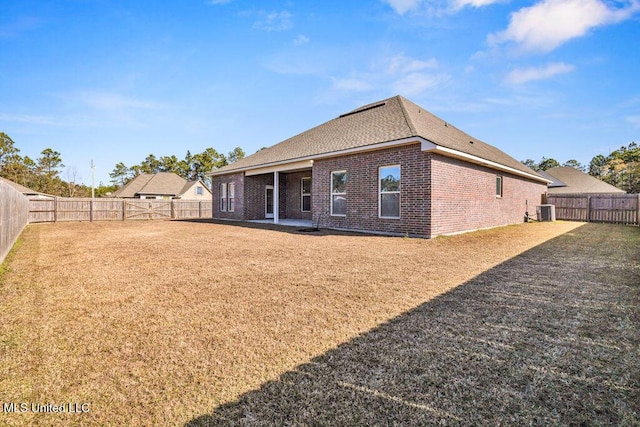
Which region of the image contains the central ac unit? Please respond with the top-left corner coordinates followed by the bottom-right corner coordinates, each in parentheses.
top-left (537, 204), bottom-right (556, 222)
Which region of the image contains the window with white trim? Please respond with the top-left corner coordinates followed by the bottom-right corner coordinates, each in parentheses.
top-left (228, 182), bottom-right (235, 212)
top-left (496, 175), bottom-right (503, 198)
top-left (196, 186), bottom-right (203, 195)
top-left (379, 165), bottom-right (400, 218)
top-left (331, 171), bottom-right (347, 216)
top-left (301, 177), bottom-right (311, 212)
top-left (220, 183), bottom-right (227, 211)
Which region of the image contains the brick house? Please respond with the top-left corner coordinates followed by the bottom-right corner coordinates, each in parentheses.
top-left (209, 96), bottom-right (548, 237)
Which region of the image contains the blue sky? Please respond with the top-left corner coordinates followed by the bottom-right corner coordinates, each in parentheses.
top-left (1, 0), bottom-right (639, 186)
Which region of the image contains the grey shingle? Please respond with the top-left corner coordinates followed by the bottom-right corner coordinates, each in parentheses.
top-left (211, 96), bottom-right (542, 179)
top-left (112, 172), bottom-right (187, 197)
top-left (545, 167), bottom-right (625, 194)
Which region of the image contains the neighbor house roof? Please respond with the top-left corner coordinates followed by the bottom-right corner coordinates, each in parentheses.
top-left (536, 169), bottom-right (567, 188)
top-left (210, 95), bottom-right (546, 182)
top-left (0, 176), bottom-right (54, 197)
top-left (112, 172), bottom-right (204, 198)
top-left (544, 166), bottom-right (625, 194)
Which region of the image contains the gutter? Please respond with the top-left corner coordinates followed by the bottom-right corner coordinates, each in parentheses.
top-left (208, 137), bottom-right (551, 184)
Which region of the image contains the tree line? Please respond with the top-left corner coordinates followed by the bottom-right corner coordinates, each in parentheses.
top-left (2, 129), bottom-right (637, 196)
top-left (108, 147), bottom-right (244, 187)
top-left (0, 132), bottom-right (80, 196)
top-left (0, 131), bottom-right (245, 197)
top-left (522, 141), bottom-right (639, 193)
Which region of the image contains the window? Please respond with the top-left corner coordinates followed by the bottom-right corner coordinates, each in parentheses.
top-left (496, 175), bottom-right (503, 198)
top-left (196, 186), bottom-right (203, 195)
top-left (220, 183), bottom-right (227, 211)
top-left (331, 171), bottom-right (347, 216)
top-left (379, 165), bottom-right (400, 218)
top-left (301, 177), bottom-right (311, 212)
top-left (228, 182), bottom-right (235, 212)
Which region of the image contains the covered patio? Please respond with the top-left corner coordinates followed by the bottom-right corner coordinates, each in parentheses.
top-left (243, 162), bottom-right (313, 224)
top-left (247, 218), bottom-right (314, 228)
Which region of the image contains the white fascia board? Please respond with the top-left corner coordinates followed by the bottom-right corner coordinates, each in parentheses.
top-left (208, 138), bottom-right (420, 177)
top-left (244, 160), bottom-right (314, 177)
top-left (420, 139), bottom-right (551, 184)
top-left (209, 136), bottom-right (549, 183)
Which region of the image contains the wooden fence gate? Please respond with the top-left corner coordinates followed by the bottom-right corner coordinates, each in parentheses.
top-left (28, 198), bottom-right (213, 223)
top-left (125, 200), bottom-right (172, 220)
top-left (545, 193), bottom-right (639, 225)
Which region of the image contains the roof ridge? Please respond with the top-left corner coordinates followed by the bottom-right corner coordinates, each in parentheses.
top-left (395, 95), bottom-right (418, 137)
top-left (138, 173), bottom-right (158, 193)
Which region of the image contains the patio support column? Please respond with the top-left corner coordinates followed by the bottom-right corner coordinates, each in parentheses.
top-left (273, 171), bottom-right (279, 224)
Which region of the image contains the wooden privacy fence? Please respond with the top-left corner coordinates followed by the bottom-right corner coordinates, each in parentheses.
top-left (28, 198), bottom-right (213, 223)
top-left (0, 179), bottom-right (30, 263)
top-left (545, 193), bottom-right (640, 225)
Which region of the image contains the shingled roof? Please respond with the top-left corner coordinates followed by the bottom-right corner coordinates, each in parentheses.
top-left (211, 95), bottom-right (544, 181)
top-left (545, 166), bottom-right (625, 194)
top-left (0, 176), bottom-right (53, 197)
top-left (112, 172), bottom-right (189, 198)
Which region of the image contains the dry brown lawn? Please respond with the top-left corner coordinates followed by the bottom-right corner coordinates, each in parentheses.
top-left (0, 220), bottom-right (637, 426)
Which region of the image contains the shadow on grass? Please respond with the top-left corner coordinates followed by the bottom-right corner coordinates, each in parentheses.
top-left (173, 218), bottom-right (381, 238)
top-left (186, 223), bottom-right (640, 426)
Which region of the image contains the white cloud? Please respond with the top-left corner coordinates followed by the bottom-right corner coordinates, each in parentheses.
top-left (505, 62), bottom-right (575, 84)
top-left (332, 78), bottom-right (374, 92)
top-left (387, 54), bottom-right (438, 74)
top-left (626, 115), bottom-right (640, 127)
top-left (489, 0), bottom-right (640, 53)
top-left (253, 10), bottom-right (293, 32)
top-left (384, 0), bottom-right (501, 14)
top-left (383, 0), bottom-right (423, 14)
top-left (74, 91), bottom-right (161, 111)
top-left (293, 34), bottom-right (309, 46)
top-left (393, 72), bottom-right (449, 96)
top-left (330, 53), bottom-right (449, 97)
top-left (453, 0), bottom-right (502, 9)
top-left (0, 112), bottom-right (57, 126)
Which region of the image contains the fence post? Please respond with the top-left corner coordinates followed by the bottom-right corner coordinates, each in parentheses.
top-left (171, 200), bottom-right (176, 219)
top-left (122, 200), bottom-right (126, 221)
top-left (199, 201), bottom-right (202, 218)
top-left (53, 197), bottom-right (58, 222)
top-left (586, 195), bottom-right (591, 222)
top-left (90, 198), bottom-right (94, 222)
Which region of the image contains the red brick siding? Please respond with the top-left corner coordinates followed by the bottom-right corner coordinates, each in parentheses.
top-left (312, 144), bottom-right (432, 236)
top-left (211, 173), bottom-right (244, 220)
top-left (429, 154), bottom-right (546, 236)
top-left (243, 174), bottom-right (273, 220)
top-left (284, 171), bottom-right (313, 220)
top-left (215, 145), bottom-right (545, 237)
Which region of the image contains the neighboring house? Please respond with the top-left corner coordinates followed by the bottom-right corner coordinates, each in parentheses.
top-left (111, 172), bottom-right (211, 200)
top-left (0, 176), bottom-right (54, 199)
top-left (543, 167), bottom-right (625, 194)
top-left (209, 95), bottom-right (549, 237)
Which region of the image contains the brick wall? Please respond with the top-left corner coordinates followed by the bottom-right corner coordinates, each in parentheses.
top-left (243, 174), bottom-right (273, 220)
top-left (311, 144), bottom-right (545, 237)
top-left (284, 171), bottom-right (313, 220)
top-left (429, 154), bottom-right (546, 236)
top-left (312, 144), bottom-right (432, 236)
top-left (214, 145), bottom-right (546, 237)
top-left (211, 173), bottom-right (245, 220)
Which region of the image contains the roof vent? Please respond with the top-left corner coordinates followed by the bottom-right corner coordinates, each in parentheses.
top-left (469, 140), bottom-right (474, 144)
top-left (339, 102), bottom-right (387, 118)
